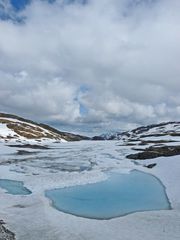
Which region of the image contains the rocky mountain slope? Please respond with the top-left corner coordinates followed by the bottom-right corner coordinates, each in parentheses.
top-left (0, 113), bottom-right (89, 143)
top-left (93, 122), bottom-right (180, 141)
top-left (93, 122), bottom-right (180, 160)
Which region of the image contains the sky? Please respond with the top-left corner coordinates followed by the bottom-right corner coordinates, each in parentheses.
top-left (0, 0), bottom-right (180, 135)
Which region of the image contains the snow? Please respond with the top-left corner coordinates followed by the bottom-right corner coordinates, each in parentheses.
top-left (0, 123), bottom-right (16, 138)
top-left (101, 122), bottom-right (180, 141)
top-left (0, 119), bottom-right (180, 240)
top-left (0, 117), bottom-right (67, 143)
top-left (0, 139), bottom-right (180, 240)
top-left (136, 124), bottom-right (180, 139)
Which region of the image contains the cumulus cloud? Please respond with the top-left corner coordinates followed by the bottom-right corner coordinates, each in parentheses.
top-left (0, 0), bottom-right (180, 131)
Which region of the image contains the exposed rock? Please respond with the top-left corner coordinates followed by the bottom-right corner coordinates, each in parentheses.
top-left (0, 221), bottom-right (15, 240)
top-left (92, 136), bottom-right (106, 140)
top-left (144, 163), bottom-right (157, 169)
top-left (16, 150), bottom-right (39, 155)
top-left (138, 140), bottom-right (177, 146)
top-left (0, 112), bottom-right (89, 142)
top-left (92, 121), bottom-right (180, 141)
top-left (126, 145), bottom-right (180, 160)
top-left (7, 144), bottom-right (50, 149)
top-left (131, 122), bottom-right (180, 135)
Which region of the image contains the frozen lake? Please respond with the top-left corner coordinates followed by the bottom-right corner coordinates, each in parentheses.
top-left (0, 140), bottom-right (180, 240)
top-left (0, 140), bottom-right (135, 175)
top-left (0, 179), bottom-right (31, 195)
top-left (45, 170), bottom-right (171, 219)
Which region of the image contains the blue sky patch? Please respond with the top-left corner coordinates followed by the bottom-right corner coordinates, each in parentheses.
top-left (10, 0), bottom-right (30, 10)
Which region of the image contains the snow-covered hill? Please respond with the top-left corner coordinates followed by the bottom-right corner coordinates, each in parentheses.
top-left (93, 122), bottom-right (180, 141)
top-left (93, 122), bottom-right (180, 160)
top-left (126, 121), bottom-right (180, 139)
top-left (0, 113), bottom-right (89, 143)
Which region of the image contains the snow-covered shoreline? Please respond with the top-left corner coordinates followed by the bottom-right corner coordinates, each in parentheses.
top-left (0, 140), bottom-right (180, 240)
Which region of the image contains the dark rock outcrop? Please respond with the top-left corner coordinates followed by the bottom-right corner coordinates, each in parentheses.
top-left (0, 221), bottom-right (15, 240)
top-left (144, 163), bottom-right (157, 169)
top-left (126, 145), bottom-right (180, 160)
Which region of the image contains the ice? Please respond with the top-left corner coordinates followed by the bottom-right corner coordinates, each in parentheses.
top-left (0, 140), bottom-right (180, 240)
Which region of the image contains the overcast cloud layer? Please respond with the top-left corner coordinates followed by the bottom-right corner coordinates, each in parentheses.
top-left (0, 0), bottom-right (180, 132)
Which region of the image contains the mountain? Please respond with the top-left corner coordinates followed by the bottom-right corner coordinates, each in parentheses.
top-left (1, 113), bottom-right (180, 159)
top-left (93, 122), bottom-right (180, 141)
top-left (0, 113), bottom-right (89, 143)
top-left (93, 122), bottom-right (180, 160)
top-left (92, 131), bottom-right (123, 140)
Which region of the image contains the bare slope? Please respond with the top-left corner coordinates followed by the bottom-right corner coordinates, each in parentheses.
top-left (0, 113), bottom-right (89, 142)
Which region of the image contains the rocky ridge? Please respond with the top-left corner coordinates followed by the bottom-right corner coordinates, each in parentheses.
top-left (93, 121), bottom-right (180, 160)
top-left (0, 113), bottom-right (89, 143)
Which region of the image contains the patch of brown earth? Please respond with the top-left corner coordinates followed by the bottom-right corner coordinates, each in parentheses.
top-left (0, 114), bottom-right (89, 141)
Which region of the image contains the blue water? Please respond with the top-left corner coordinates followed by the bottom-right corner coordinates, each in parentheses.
top-left (45, 170), bottom-right (171, 219)
top-left (0, 179), bottom-right (32, 195)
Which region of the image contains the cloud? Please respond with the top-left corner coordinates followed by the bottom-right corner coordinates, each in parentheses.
top-left (0, 0), bottom-right (180, 131)
top-left (0, 0), bottom-right (17, 20)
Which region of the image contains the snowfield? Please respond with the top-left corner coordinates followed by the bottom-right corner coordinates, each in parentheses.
top-left (0, 139), bottom-right (180, 240)
top-left (0, 123), bottom-right (15, 138)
